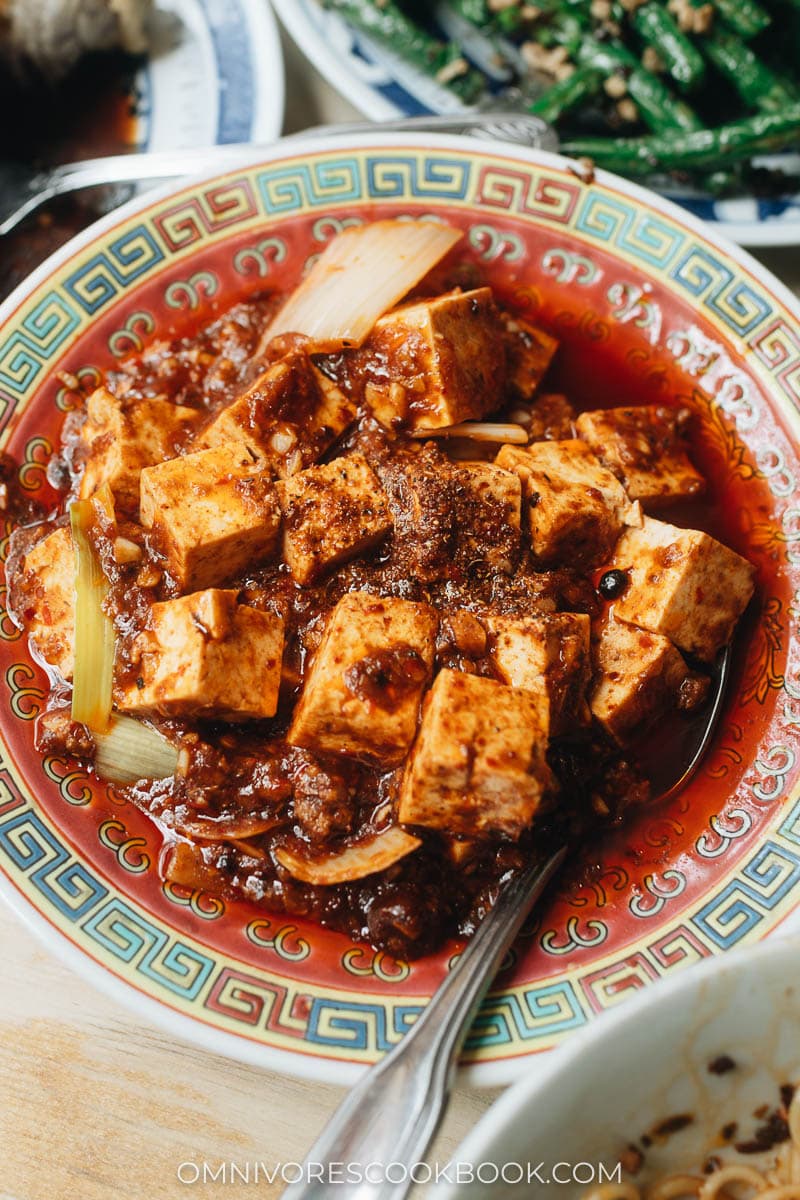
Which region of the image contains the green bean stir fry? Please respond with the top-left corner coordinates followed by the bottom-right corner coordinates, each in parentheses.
top-left (322, 0), bottom-right (800, 193)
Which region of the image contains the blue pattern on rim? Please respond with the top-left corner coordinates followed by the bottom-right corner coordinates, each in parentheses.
top-left (670, 246), bottom-right (772, 335)
top-left (306, 1000), bottom-right (424, 1051)
top-left (139, 0), bottom-right (259, 150)
top-left (199, 0), bottom-right (257, 145)
top-left (575, 193), bottom-right (685, 267)
top-left (83, 898), bottom-right (215, 998)
top-left (63, 226), bottom-right (165, 316)
top-left (0, 793), bottom-right (592, 1051)
top-left (692, 843), bottom-right (800, 950)
top-left (465, 982), bottom-right (587, 1048)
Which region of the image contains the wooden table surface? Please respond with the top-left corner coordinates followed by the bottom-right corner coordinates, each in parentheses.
top-left (3, 18), bottom-right (800, 1200)
top-left (0, 895), bottom-right (494, 1200)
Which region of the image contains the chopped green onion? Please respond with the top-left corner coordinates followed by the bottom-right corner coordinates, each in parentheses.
top-left (94, 714), bottom-right (179, 785)
top-left (70, 495), bottom-right (115, 732)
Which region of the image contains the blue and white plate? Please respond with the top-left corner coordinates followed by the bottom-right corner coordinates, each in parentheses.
top-left (137, 0), bottom-right (284, 150)
top-left (274, 0), bottom-right (799, 247)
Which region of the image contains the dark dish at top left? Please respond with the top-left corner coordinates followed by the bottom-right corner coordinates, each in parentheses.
top-left (8, 219), bottom-right (756, 958)
top-left (0, 0), bottom-right (153, 297)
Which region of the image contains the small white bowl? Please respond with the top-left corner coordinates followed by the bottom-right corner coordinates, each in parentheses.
top-left (435, 936), bottom-right (800, 1198)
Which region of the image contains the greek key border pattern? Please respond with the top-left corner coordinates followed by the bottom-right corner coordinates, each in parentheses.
top-left (1, 145), bottom-right (800, 1065)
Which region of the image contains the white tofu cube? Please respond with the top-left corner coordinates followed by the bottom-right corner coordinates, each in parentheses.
top-left (610, 516), bottom-right (756, 661)
top-left (139, 442), bottom-right (281, 593)
top-left (276, 453), bottom-right (392, 585)
top-left (496, 438), bottom-right (641, 565)
top-left (500, 312), bottom-right (559, 399)
top-left (575, 405), bottom-right (705, 508)
top-left (118, 589), bottom-right (283, 720)
top-left (360, 288), bottom-right (507, 431)
top-left (398, 669), bottom-right (551, 838)
top-left (17, 526), bottom-right (75, 681)
top-left (485, 611), bottom-right (591, 735)
top-left (288, 591), bottom-right (437, 764)
top-left (590, 616), bottom-right (706, 743)
top-left (79, 387), bottom-right (198, 511)
top-left (194, 351), bottom-right (355, 478)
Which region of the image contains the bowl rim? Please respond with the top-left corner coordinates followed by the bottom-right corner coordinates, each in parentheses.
top-left (431, 932), bottom-right (800, 1192)
top-left (1, 130), bottom-right (799, 1086)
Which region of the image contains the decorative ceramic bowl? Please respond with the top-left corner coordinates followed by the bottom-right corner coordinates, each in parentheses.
top-left (433, 935), bottom-right (800, 1197)
top-left (1, 135), bottom-right (799, 1085)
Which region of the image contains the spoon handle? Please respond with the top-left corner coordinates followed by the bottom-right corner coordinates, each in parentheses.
top-left (0, 113), bottom-right (557, 238)
top-left (47, 113), bottom-right (556, 188)
top-left (282, 846), bottom-right (566, 1200)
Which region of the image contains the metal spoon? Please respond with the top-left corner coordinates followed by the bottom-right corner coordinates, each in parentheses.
top-left (0, 113), bottom-right (556, 239)
top-left (281, 647), bottom-right (732, 1200)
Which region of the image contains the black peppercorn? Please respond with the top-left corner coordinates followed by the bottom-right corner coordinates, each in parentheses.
top-left (598, 569), bottom-right (628, 600)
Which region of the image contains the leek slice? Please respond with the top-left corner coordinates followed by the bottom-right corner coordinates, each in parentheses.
top-left (262, 219), bottom-right (463, 354)
top-left (275, 826), bottom-right (421, 885)
top-left (70, 496), bottom-right (115, 732)
top-left (410, 422), bottom-right (529, 443)
top-left (94, 715), bottom-right (179, 785)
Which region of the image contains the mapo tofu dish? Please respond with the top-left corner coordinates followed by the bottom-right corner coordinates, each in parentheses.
top-left (8, 220), bottom-right (757, 958)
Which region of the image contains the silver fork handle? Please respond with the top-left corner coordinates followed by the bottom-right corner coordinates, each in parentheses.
top-left (282, 846), bottom-right (565, 1200)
